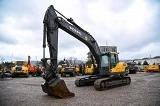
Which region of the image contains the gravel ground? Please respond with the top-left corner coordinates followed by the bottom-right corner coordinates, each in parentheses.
top-left (0, 72), bottom-right (160, 106)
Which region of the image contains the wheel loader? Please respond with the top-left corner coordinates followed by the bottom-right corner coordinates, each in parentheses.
top-left (40, 5), bottom-right (131, 98)
top-left (11, 61), bottom-right (29, 78)
top-left (11, 56), bottom-right (35, 78)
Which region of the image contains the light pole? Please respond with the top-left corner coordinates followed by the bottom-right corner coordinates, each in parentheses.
top-left (36, 56), bottom-right (38, 65)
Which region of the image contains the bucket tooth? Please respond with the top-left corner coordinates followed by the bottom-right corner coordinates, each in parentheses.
top-left (41, 78), bottom-right (75, 98)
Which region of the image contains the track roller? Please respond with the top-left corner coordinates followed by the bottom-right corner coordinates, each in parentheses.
top-left (75, 78), bottom-right (85, 87)
top-left (75, 76), bottom-right (98, 87)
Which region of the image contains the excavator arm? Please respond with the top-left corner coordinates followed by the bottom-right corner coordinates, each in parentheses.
top-left (41, 5), bottom-right (101, 98)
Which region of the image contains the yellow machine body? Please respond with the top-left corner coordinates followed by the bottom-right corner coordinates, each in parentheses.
top-left (11, 61), bottom-right (29, 77)
top-left (111, 62), bottom-right (128, 73)
top-left (144, 64), bottom-right (160, 72)
top-left (85, 64), bottom-right (97, 75)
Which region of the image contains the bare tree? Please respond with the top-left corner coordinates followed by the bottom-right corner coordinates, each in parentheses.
top-left (67, 57), bottom-right (77, 66)
top-left (73, 58), bottom-right (77, 66)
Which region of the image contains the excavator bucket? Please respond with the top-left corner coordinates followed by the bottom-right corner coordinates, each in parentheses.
top-left (41, 78), bottom-right (75, 98)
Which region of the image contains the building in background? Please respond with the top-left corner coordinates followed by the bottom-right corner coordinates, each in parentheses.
top-left (100, 46), bottom-right (117, 53)
top-left (133, 56), bottom-right (160, 65)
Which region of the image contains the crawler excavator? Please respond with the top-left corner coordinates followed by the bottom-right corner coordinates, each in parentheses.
top-left (41, 5), bottom-right (131, 98)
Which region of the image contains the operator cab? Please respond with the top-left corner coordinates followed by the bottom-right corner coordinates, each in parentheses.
top-left (99, 52), bottom-right (119, 76)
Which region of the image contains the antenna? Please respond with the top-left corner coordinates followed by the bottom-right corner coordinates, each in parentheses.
top-left (106, 40), bottom-right (107, 46)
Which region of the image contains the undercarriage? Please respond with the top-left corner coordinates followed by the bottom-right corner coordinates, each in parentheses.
top-left (75, 74), bottom-right (131, 91)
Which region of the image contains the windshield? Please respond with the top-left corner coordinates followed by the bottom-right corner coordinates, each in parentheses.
top-left (100, 53), bottom-right (118, 68)
top-left (110, 54), bottom-right (118, 68)
top-left (101, 55), bottom-right (109, 67)
top-left (16, 61), bottom-right (24, 66)
top-left (111, 54), bottom-right (116, 64)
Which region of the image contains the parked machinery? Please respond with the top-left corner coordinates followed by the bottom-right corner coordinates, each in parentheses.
top-left (11, 56), bottom-right (36, 78)
top-left (11, 61), bottom-right (29, 78)
top-left (60, 59), bottom-right (80, 77)
top-left (28, 56), bottom-right (36, 75)
top-left (32, 65), bottom-right (43, 77)
top-left (144, 64), bottom-right (160, 72)
top-left (0, 62), bottom-right (12, 77)
top-left (82, 64), bottom-right (97, 75)
top-left (126, 62), bottom-right (138, 74)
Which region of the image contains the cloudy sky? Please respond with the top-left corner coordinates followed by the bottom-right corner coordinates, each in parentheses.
top-left (0, 0), bottom-right (160, 62)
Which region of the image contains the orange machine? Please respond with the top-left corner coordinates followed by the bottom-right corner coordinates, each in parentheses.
top-left (28, 65), bottom-right (36, 74)
top-left (27, 56), bottom-right (36, 74)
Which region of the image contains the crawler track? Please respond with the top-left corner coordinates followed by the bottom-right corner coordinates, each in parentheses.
top-left (75, 76), bottom-right (98, 87)
top-left (94, 76), bottom-right (131, 91)
top-left (75, 75), bottom-right (131, 91)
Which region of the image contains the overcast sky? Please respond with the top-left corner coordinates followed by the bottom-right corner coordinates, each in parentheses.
top-left (0, 0), bottom-right (160, 62)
